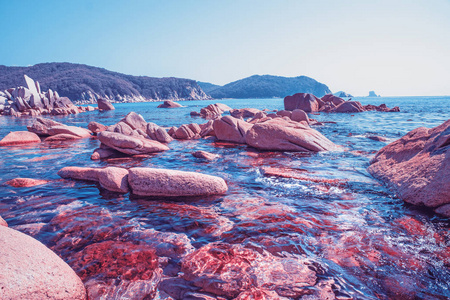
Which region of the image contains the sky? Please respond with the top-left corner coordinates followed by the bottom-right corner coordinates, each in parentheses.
top-left (1, 0), bottom-right (449, 96)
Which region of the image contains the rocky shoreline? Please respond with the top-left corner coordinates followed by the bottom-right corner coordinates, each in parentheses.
top-left (0, 92), bottom-right (448, 299)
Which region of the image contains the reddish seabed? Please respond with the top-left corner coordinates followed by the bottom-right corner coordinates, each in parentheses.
top-left (0, 99), bottom-right (449, 299)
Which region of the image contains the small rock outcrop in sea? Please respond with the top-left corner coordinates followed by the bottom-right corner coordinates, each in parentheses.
top-left (368, 91), bottom-right (379, 97)
top-left (92, 112), bottom-right (171, 158)
top-left (246, 118), bottom-right (337, 152)
top-left (58, 166), bottom-right (228, 196)
top-left (333, 91), bottom-right (353, 97)
top-left (192, 150), bottom-right (220, 161)
top-left (0, 75), bottom-right (92, 117)
top-left (157, 100), bottom-right (183, 108)
top-left (27, 117), bottom-right (92, 141)
top-left (283, 92), bottom-right (399, 113)
top-left (0, 225), bottom-right (86, 299)
top-left (368, 119), bottom-right (450, 216)
top-left (191, 103), bottom-right (232, 119)
top-left (0, 131), bottom-right (41, 146)
top-left (97, 98), bottom-right (115, 111)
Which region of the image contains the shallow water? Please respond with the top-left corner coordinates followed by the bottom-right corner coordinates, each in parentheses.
top-left (0, 96), bottom-right (449, 299)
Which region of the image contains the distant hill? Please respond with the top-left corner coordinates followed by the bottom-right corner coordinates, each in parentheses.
top-left (197, 81), bottom-right (222, 94)
top-left (202, 75), bottom-right (331, 99)
top-left (0, 63), bottom-right (209, 102)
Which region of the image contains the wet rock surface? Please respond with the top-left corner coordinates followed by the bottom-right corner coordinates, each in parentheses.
top-left (0, 131), bottom-right (41, 146)
top-left (368, 119), bottom-right (450, 215)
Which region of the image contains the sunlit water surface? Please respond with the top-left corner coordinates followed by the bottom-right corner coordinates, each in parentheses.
top-left (0, 96), bottom-right (449, 299)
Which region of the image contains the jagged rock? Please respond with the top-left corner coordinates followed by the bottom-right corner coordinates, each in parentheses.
top-left (146, 123), bottom-right (173, 143)
top-left (245, 118), bottom-right (337, 152)
top-left (284, 93), bottom-right (321, 112)
top-left (47, 126), bottom-right (92, 138)
top-left (0, 216), bottom-right (6, 227)
top-left (88, 121), bottom-right (107, 134)
top-left (97, 131), bottom-right (169, 155)
top-left (213, 116), bottom-right (253, 144)
top-left (174, 123), bottom-right (201, 140)
top-left (157, 100), bottom-right (183, 108)
top-left (321, 94), bottom-right (345, 106)
top-left (368, 120), bottom-right (450, 214)
top-left (230, 108), bottom-right (263, 119)
top-left (128, 167), bottom-right (228, 197)
top-left (199, 103), bottom-right (232, 119)
top-left (0, 225), bottom-right (86, 299)
top-left (0, 131), bottom-right (41, 146)
top-left (97, 98), bottom-right (115, 111)
top-left (121, 112), bottom-right (147, 131)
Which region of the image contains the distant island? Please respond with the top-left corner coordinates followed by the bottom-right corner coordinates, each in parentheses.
top-left (368, 91), bottom-right (380, 97)
top-left (0, 63), bottom-right (209, 103)
top-left (198, 75), bottom-right (331, 99)
top-left (333, 91), bottom-right (353, 97)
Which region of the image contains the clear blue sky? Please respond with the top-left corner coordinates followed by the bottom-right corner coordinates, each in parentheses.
top-left (1, 0), bottom-right (449, 96)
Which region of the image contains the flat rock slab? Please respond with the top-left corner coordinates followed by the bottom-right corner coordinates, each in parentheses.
top-left (0, 131), bottom-right (41, 146)
top-left (128, 167), bottom-right (228, 197)
top-left (0, 225), bottom-right (86, 299)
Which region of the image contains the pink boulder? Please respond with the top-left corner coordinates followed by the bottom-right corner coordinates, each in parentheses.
top-left (368, 120), bottom-right (450, 214)
top-left (128, 167), bottom-right (228, 197)
top-left (192, 150), bottom-right (220, 160)
top-left (97, 98), bottom-right (115, 111)
top-left (291, 109), bottom-right (310, 123)
top-left (284, 93), bottom-right (321, 112)
top-left (58, 166), bottom-right (130, 193)
top-left (88, 121), bottom-right (107, 134)
top-left (0, 225), bottom-right (86, 299)
top-left (0, 131), bottom-right (41, 146)
top-left (98, 131), bottom-right (169, 155)
top-left (245, 118), bottom-right (337, 152)
top-left (199, 103), bottom-right (232, 119)
top-left (230, 108), bottom-right (263, 119)
top-left (157, 100), bottom-right (182, 108)
top-left (146, 123), bottom-right (173, 143)
top-left (213, 115), bottom-right (253, 144)
top-left (5, 178), bottom-right (49, 187)
top-left (322, 94), bottom-right (346, 106)
top-left (333, 101), bottom-right (365, 113)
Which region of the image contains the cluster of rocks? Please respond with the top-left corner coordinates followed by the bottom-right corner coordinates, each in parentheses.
top-left (58, 166), bottom-right (228, 196)
top-left (190, 103), bottom-right (232, 119)
top-left (285, 92), bottom-right (399, 113)
top-left (368, 119), bottom-right (450, 217)
top-left (0, 75), bottom-right (95, 117)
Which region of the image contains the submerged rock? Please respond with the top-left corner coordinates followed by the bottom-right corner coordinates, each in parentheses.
top-left (192, 150), bottom-right (220, 160)
top-left (246, 118), bottom-right (337, 152)
top-left (0, 131), bottom-right (41, 146)
top-left (181, 242), bottom-right (317, 299)
top-left (128, 167), bottom-right (228, 197)
top-left (368, 120), bottom-right (450, 215)
top-left (97, 98), bottom-right (115, 111)
top-left (157, 100), bottom-right (182, 108)
top-left (5, 178), bottom-right (49, 187)
top-left (0, 225), bottom-right (86, 299)
top-left (27, 117), bottom-right (92, 139)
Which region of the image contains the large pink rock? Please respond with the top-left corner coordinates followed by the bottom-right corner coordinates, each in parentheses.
top-left (284, 93), bottom-right (321, 112)
top-left (0, 131), bottom-right (41, 146)
top-left (58, 166), bottom-right (130, 193)
top-left (368, 120), bottom-right (450, 214)
top-left (27, 117), bottom-right (65, 135)
top-left (121, 112), bottom-right (147, 131)
top-left (146, 122), bottom-right (173, 143)
top-left (245, 118), bottom-right (337, 152)
top-left (27, 117), bottom-right (92, 139)
top-left (0, 225), bottom-right (86, 299)
top-left (322, 94), bottom-right (345, 106)
top-left (157, 100), bottom-right (182, 108)
top-left (213, 115), bottom-right (253, 143)
top-left (128, 167), bottom-right (228, 197)
top-left (98, 131), bottom-right (169, 155)
top-left (230, 108), bottom-right (263, 119)
top-left (88, 121), bottom-right (107, 134)
top-left (97, 98), bottom-right (115, 111)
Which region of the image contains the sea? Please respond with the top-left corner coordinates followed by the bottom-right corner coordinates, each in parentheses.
top-left (0, 96), bottom-right (449, 299)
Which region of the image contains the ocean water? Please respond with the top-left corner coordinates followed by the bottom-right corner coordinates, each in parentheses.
top-left (0, 96), bottom-right (449, 299)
